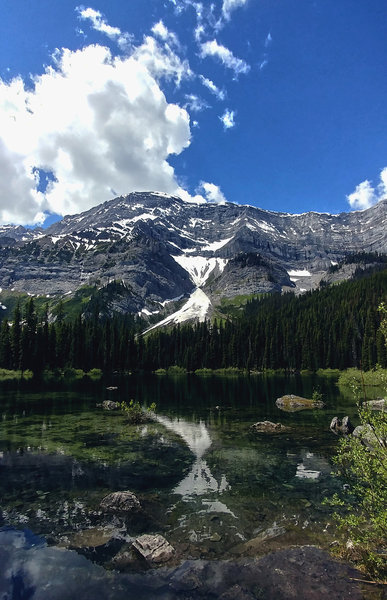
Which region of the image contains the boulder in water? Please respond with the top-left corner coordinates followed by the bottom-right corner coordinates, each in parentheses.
top-left (132, 534), bottom-right (175, 565)
top-left (276, 395), bottom-right (324, 412)
top-left (329, 416), bottom-right (354, 435)
top-left (100, 490), bottom-right (141, 513)
top-left (250, 421), bottom-right (289, 433)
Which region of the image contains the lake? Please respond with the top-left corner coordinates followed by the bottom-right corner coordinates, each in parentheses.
top-left (0, 373), bottom-right (371, 598)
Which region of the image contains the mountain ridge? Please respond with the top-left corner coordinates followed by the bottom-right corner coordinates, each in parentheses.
top-left (0, 192), bottom-right (386, 326)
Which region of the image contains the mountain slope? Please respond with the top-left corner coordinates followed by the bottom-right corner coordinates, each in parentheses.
top-left (0, 192), bottom-right (386, 324)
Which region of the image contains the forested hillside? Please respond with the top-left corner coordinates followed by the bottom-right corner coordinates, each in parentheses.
top-left (1, 267), bottom-right (386, 373)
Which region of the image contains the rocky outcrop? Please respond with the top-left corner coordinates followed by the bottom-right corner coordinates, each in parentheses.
top-left (97, 400), bottom-right (120, 410)
top-left (276, 395), bottom-right (325, 412)
top-left (100, 490), bottom-right (141, 513)
top-left (329, 416), bottom-right (354, 435)
top-left (250, 421), bottom-right (289, 433)
top-left (0, 193), bottom-right (386, 312)
top-left (363, 398), bottom-right (387, 411)
top-left (352, 424), bottom-right (384, 448)
top-left (132, 534), bottom-right (175, 565)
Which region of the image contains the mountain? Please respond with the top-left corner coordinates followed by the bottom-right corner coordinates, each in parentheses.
top-left (0, 192), bottom-right (386, 325)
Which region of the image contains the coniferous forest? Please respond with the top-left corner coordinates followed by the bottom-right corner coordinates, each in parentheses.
top-left (0, 267), bottom-right (386, 374)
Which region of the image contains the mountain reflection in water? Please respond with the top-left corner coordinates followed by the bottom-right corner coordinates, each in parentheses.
top-left (155, 415), bottom-right (230, 500)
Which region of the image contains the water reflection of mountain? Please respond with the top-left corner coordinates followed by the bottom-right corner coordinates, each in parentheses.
top-left (155, 415), bottom-right (230, 500)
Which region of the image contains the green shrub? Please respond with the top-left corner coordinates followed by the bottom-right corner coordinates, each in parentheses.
top-left (195, 368), bottom-right (213, 376)
top-left (167, 365), bottom-right (187, 375)
top-left (326, 303), bottom-right (387, 580)
top-left (63, 367), bottom-right (85, 379)
top-left (121, 400), bottom-right (156, 423)
top-left (0, 369), bottom-right (32, 381)
top-left (87, 368), bottom-right (103, 379)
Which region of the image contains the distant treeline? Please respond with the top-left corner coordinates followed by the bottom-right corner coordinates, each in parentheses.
top-left (0, 268), bottom-right (386, 373)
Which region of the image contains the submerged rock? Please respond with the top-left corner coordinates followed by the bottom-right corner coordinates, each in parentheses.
top-left (329, 416), bottom-right (354, 435)
top-left (250, 421), bottom-right (289, 433)
top-left (100, 490), bottom-right (141, 513)
top-left (96, 400), bottom-right (120, 410)
top-left (0, 528), bottom-right (365, 600)
top-left (65, 526), bottom-right (116, 549)
top-left (276, 395), bottom-right (325, 412)
top-left (132, 534), bottom-right (175, 565)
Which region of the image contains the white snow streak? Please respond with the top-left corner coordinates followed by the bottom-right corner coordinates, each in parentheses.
top-left (172, 255), bottom-right (228, 287)
top-left (201, 237), bottom-right (233, 251)
top-left (145, 288), bottom-right (211, 332)
top-left (288, 269), bottom-right (311, 277)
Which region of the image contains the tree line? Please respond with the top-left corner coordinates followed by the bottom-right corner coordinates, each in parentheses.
top-left (0, 268), bottom-right (386, 373)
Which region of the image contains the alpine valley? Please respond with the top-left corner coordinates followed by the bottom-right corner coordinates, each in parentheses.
top-left (0, 191), bottom-right (386, 328)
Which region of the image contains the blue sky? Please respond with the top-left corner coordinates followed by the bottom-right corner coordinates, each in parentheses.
top-left (0, 0), bottom-right (386, 226)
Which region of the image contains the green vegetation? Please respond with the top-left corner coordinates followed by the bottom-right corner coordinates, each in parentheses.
top-left (0, 368), bottom-right (33, 381)
top-left (337, 366), bottom-right (387, 388)
top-left (120, 399), bottom-right (156, 423)
top-left (154, 368), bottom-right (167, 375)
top-left (311, 388), bottom-right (324, 403)
top-left (194, 368), bottom-right (214, 376)
top-left (0, 265), bottom-right (386, 374)
top-left (326, 303), bottom-right (387, 580)
top-left (167, 365), bottom-right (187, 375)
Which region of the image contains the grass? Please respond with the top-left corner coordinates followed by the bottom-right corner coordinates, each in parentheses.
top-left (0, 369), bottom-right (33, 381)
top-left (338, 367), bottom-right (387, 388)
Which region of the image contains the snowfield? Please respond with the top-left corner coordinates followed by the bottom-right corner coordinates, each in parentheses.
top-left (145, 288), bottom-right (211, 333)
top-left (172, 256), bottom-right (228, 287)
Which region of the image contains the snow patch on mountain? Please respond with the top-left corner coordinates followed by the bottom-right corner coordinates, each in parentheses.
top-left (201, 237), bottom-right (233, 252)
top-left (172, 256), bottom-right (228, 287)
top-left (145, 288), bottom-right (211, 332)
top-left (288, 269), bottom-right (311, 277)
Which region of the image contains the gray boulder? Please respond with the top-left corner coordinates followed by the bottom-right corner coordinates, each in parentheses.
top-left (276, 394), bottom-right (325, 412)
top-left (329, 416), bottom-right (354, 435)
top-left (250, 421), bottom-right (289, 433)
top-left (363, 398), bottom-right (387, 412)
top-left (98, 400), bottom-right (120, 410)
top-left (352, 424), bottom-right (384, 448)
top-left (100, 490), bottom-right (141, 513)
top-left (132, 534), bottom-right (175, 565)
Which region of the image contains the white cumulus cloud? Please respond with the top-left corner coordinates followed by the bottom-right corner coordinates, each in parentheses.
top-left (151, 20), bottom-right (181, 48)
top-left (347, 167), bottom-right (387, 210)
top-left (199, 181), bottom-right (227, 203)
top-left (184, 94), bottom-right (208, 112)
top-left (77, 6), bottom-right (132, 49)
top-left (0, 40), bottom-right (192, 225)
top-left (219, 108), bottom-right (236, 130)
top-left (200, 40), bottom-right (250, 77)
top-left (222, 0), bottom-right (249, 21)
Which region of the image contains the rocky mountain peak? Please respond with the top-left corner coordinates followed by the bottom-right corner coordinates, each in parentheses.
top-left (0, 193), bottom-right (386, 327)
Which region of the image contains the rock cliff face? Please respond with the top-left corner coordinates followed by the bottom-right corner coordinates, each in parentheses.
top-left (0, 192), bottom-right (386, 322)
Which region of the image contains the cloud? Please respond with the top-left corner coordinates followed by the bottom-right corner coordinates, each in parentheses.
top-left (222, 0), bottom-right (249, 21)
top-left (264, 32), bottom-right (273, 48)
top-left (347, 167), bottom-right (387, 210)
top-left (151, 20), bottom-right (180, 48)
top-left (199, 181), bottom-right (227, 204)
top-left (184, 94), bottom-right (208, 112)
top-left (77, 6), bottom-right (132, 49)
top-left (0, 41), bottom-right (193, 225)
top-left (132, 35), bottom-right (192, 86)
top-left (219, 108), bottom-right (236, 130)
top-left (199, 75), bottom-right (226, 100)
top-left (200, 40), bottom-right (250, 76)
